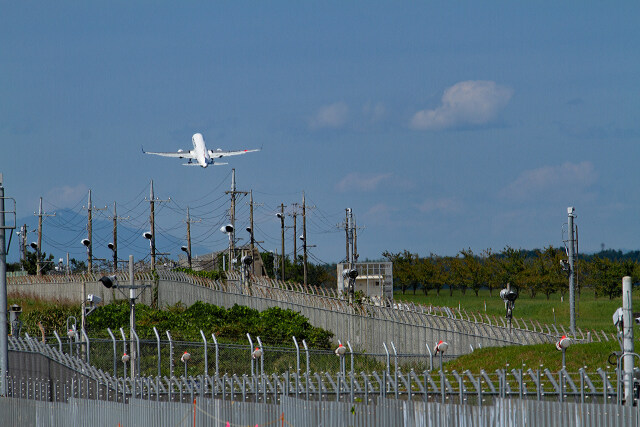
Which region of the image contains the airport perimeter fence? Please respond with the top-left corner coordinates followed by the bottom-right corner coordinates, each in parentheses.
top-left (3, 395), bottom-right (640, 427)
top-left (6, 336), bottom-right (640, 426)
top-left (9, 271), bottom-right (614, 359)
top-left (5, 336), bottom-right (635, 408)
top-left (41, 328), bottom-right (453, 379)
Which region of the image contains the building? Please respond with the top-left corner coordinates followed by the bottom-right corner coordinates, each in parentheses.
top-left (336, 261), bottom-right (393, 300)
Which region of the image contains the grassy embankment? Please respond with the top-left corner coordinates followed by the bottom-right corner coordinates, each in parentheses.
top-left (395, 289), bottom-right (639, 372)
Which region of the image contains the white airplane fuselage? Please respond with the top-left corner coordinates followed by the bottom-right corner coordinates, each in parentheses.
top-left (192, 133), bottom-right (211, 168)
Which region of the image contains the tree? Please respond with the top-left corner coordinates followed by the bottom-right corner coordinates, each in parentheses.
top-left (483, 249), bottom-right (501, 297)
top-left (499, 246), bottom-right (525, 292)
top-left (415, 255), bottom-right (437, 296)
top-left (456, 248), bottom-right (486, 296)
top-left (590, 256), bottom-right (636, 299)
top-left (22, 249), bottom-right (54, 275)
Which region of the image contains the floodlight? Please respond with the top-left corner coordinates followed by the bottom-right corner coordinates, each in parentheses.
top-left (81, 238), bottom-right (90, 247)
top-left (613, 307), bottom-right (624, 328)
top-left (181, 246), bottom-right (188, 253)
top-left (30, 242), bottom-right (38, 249)
top-left (143, 232), bottom-right (152, 240)
top-left (220, 224), bottom-right (234, 233)
top-left (99, 275), bottom-right (118, 289)
top-left (245, 226), bottom-right (252, 233)
top-left (87, 294), bottom-right (102, 304)
top-left (108, 242), bottom-right (115, 250)
top-left (299, 234), bottom-right (305, 241)
top-left (276, 213), bottom-right (283, 219)
top-left (242, 255), bottom-right (252, 265)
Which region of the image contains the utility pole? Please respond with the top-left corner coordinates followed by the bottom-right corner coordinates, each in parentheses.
top-left (302, 192), bottom-right (307, 286)
top-left (1, 173), bottom-right (17, 395)
top-left (18, 224), bottom-right (27, 265)
top-left (249, 192), bottom-right (255, 274)
top-left (225, 169), bottom-right (248, 272)
top-left (279, 203), bottom-right (286, 280)
top-left (109, 202), bottom-right (128, 273)
top-left (292, 210), bottom-right (297, 266)
top-left (145, 180), bottom-right (170, 271)
top-left (112, 202), bottom-right (117, 271)
top-left (183, 207), bottom-right (200, 269)
top-left (87, 191), bottom-right (92, 273)
top-left (567, 207), bottom-right (577, 337)
top-left (149, 182), bottom-right (155, 270)
top-left (34, 197), bottom-right (54, 275)
top-left (186, 207), bottom-right (192, 269)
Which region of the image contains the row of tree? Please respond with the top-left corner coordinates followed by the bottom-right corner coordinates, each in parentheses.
top-left (383, 247), bottom-right (639, 300)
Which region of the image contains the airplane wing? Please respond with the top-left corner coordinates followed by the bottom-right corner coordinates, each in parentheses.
top-left (142, 146), bottom-right (196, 159)
top-left (208, 148), bottom-right (260, 159)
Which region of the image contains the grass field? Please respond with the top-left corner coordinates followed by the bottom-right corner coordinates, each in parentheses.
top-left (395, 288), bottom-right (640, 372)
top-left (394, 288), bottom-right (640, 333)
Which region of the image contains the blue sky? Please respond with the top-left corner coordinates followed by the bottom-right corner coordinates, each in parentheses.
top-left (2, 2), bottom-right (640, 264)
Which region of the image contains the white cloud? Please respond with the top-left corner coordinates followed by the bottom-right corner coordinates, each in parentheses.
top-left (362, 102), bottom-right (386, 123)
top-left (364, 203), bottom-right (397, 225)
top-left (335, 172), bottom-right (392, 192)
top-left (499, 161), bottom-right (597, 201)
top-left (417, 197), bottom-right (462, 214)
top-left (46, 184), bottom-right (89, 207)
top-left (309, 102), bottom-right (349, 129)
top-left (410, 80), bottom-right (513, 130)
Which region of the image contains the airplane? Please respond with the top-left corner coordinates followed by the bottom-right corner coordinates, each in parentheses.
top-left (142, 133), bottom-right (260, 168)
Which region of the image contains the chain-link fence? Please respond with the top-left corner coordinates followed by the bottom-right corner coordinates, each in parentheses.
top-left (47, 330), bottom-right (441, 379)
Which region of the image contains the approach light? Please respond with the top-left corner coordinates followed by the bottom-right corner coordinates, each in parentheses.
top-left (143, 232), bottom-right (152, 240)
top-left (180, 246), bottom-right (189, 253)
top-left (252, 347), bottom-right (263, 359)
top-left (435, 340), bottom-right (449, 354)
top-left (181, 351), bottom-right (191, 363)
top-left (108, 242), bottom-right (115, 250)
top-left (335, 343), bottom-right (347, 356)
top-left (29, 242), bottom-right (38, 250)
top-left (556, 335), bottom-right (572, 351)
top-left (246, 226), bottom-right (252, 233)
top-left (81, 238), bottom-right (91, 247)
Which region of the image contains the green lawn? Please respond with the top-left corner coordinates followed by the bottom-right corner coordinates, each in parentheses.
top-left (394, 288), bottom-right (639, 333)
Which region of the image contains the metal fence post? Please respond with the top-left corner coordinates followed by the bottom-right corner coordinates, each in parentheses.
top-left (302, 339), bottom-right (310, 400)
top-left (256, 336), bottom-right (264, 377)
top-left (426, 343), bottom-right (433, 371)
top-left (119, 328), bottom-right (128, 378)
top-left (131, 328), bottom-right (140, 376)
top-left (293, 336), bottom-right (300, 394)
top-left (247, 333), bottom-right (255, 377)
top-left (153, 327), bottom-right (161, 378)
top-left (107, 328), bottom-right (117, 377)
top-left (211, 333), bottom-right (219, 378)
top-left (200, 330), bottom-right (208, 377)
top-left (80, 329), bottom-right (90, 365)
top-left (53, 330), bottom-right (63, 354)
top-left (383, 342), bottom-right (390, 376)
top-left (347, 341), bottom-right (354, 377)
top-left (166, 330), bottom-right (174, 378)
